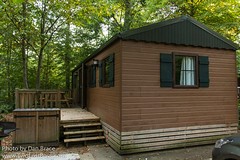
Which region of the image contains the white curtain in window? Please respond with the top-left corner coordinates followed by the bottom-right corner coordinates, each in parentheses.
top-left (180, 57), bottom-right (195, 85)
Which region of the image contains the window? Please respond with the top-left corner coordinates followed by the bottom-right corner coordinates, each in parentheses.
top-left (99, 54), bottom-right (115, 87)
top-left (174, 55), bottom-right (197, 87)
top-left (160, 53), bottom-right (209, 88)
top-left (103, 57), bottom-right (111, 85)
top-left (87, 65), bottom-right (96, 88)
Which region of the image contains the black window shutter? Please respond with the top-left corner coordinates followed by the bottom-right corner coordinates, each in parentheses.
top-left (160, 53), bottom-right (173, 87)
top-left (109, 54), bottom-right (115, 87)
top-left (92, 65), bottom-right (96, 87)
top-left (99, 61), bottom-right (103, 87)
top-left (199, 56), bottom-right (209, 87)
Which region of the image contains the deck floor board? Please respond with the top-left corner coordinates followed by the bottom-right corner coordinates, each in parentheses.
top-left (60, 108), bottom-right (99, 123)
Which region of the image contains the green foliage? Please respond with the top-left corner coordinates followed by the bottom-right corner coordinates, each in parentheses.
top-left (0, 0), bottom-right (239, 104)
top-left (0, 143), bottom-right (2, 159)
top-left (0, 103), bottom-right (14, 114)
top-left (12, 0), bottom-right (24, 3)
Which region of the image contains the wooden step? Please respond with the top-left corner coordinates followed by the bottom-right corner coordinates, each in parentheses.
top-left (64, 136), bottom-right (105, 143)
top-left (63, 122), bottom-right (101, 128)
top-left (60, 117), bottom-right (100, 124)
top-left (64, 129), bottom-right (104, 135)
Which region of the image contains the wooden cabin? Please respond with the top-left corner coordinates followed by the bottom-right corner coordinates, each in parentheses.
top-left (72, 16), bottom-right (239, 154)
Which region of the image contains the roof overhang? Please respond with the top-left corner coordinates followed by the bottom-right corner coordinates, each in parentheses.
top-left (72, 15), bottom-right (239, 72)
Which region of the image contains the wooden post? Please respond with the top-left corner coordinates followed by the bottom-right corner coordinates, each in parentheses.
top-left (50, 93), bottom-right (53, 108)
top-left (15, 89), bottom-right (19, 109)
top-left (57, 90), bottom-right (61, 108)
top-left (40, 92), bottom-right (43, 108)
top-left (44, 93), bottom-right (48, 108)
top-left (36, 111), bottom-right (39, 145)
top-left (24, 93), bottom-right (28, 108)
top-left (28, 93), bottom-right (31, 108)
top-left (20, 93), bottom-right (24, 109)
top-left (34, 92), bottom-right (37, 108)
top-left (81, 64), bottom-right (84, 107)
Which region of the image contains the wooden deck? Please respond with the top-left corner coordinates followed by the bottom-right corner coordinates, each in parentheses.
top-left (60, 108), bottom-right (100, 124)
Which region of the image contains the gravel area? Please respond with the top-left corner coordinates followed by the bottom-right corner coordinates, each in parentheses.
top-left (2, 143), bottom-right (213, 160)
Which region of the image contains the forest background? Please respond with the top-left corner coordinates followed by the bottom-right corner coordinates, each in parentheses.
top-left (0, 0), bottom-right (239, 111)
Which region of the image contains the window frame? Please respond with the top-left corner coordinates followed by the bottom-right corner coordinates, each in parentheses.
top-left (102, 56), bottom-right (111, 87)
top-left (173, 53), bottom-right (199, 88)
top-left (100, 53), bottom-right (114, 88)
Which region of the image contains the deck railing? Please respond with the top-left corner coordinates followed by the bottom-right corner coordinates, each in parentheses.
top-left (15, 89), bottom-right (72, 109)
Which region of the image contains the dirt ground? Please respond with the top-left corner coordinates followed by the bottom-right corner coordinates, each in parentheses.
top-left (0, 113), bottom-right (213, 160)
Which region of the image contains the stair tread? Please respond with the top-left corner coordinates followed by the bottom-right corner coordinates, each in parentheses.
top-left (64, 136), bottom-right (105, 143)
top-left (63, 122), bottom-right (101, 128)
top-left (60, 117), bottom-right (100, 123)
top-left (64, 129), bottom-right (104, 135)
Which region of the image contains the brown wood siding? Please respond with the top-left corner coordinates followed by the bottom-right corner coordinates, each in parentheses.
top-left (119, 124), bottom-right (237, 154)
top-left (121, 41), bottom-right (238, 132)
top-left (86, 41), bottom-right (122, 131)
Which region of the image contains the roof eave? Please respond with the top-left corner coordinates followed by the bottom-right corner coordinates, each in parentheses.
top-left (186, 16), bottom-right (239, 51)
top-left (72, 34), bottom-right (121, 72)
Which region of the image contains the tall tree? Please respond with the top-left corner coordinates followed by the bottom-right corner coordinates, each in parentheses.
top-left (123, 0), bottom-right (132, 31)
top-left (102, 0), bottom-right (148, 34)
top-left (21, 0), bottom-right (29, 88)
top-left (0, 3), bottom-right (23, 104)
top-left (2, 0), bottom-right (30, 88)
top-left (34, 0), bottom-right (64, 89)
top-left (64, 23), bottom-right (71, 90)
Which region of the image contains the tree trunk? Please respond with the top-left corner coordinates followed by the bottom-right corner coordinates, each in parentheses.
top-left (123, 0), bottom-right (132, 31)
top-left (189, 0), bottom-right (196, 17)
top-left (7, 39), bottom-right (13, 103)
top-left (44, 50), bottom-right (50, 89)
top-left (36, 1), bottom-right (46, 89)
top-left (36, 48), bottom-right (44, 89)
top-left (21, 1), bottom-right (29, 89)
top-left (65, 23), bottom-right (71, 90)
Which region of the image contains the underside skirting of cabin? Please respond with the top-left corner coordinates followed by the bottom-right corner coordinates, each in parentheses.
top-left (101, 121), bottom-right (121, 153)
top-left (101, 121), bottom-right (238, 154)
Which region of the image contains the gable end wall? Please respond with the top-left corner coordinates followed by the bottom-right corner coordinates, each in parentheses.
top-left (121, 41), bottom-right (238, 132)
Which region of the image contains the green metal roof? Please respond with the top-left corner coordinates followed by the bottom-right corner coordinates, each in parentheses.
top-left (73, 15), bottom-right (239, 72)
top-left (120, 15), bottom-right (238, 50)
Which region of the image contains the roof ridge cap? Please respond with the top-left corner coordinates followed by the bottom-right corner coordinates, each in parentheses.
top-left (120, 16), bottom-right (186, 38)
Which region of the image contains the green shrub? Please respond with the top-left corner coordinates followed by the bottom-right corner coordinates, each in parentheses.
top-left (0, 140), bottom-right (2, 159)
top-left (0, 103), bottom-right (13, 114)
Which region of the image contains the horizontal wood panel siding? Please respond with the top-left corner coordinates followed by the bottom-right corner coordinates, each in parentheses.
top-left (86, 41), bottom-right (122, 131)
top-left (119, 124), bottom-right (237, 154)
top-left (101, 121), bottom-right (121, 153)
top-left (121, 41), bottom-right (238, 132)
